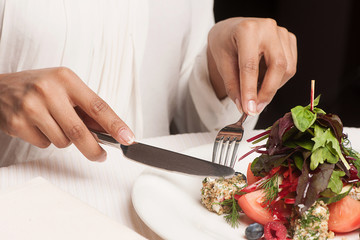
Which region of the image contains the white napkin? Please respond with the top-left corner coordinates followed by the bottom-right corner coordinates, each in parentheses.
top-left (0, 177), bottom-right (147, 240)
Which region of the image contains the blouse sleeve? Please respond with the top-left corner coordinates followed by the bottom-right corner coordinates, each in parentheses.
top-left (173, 0), bottom-right (258, 134)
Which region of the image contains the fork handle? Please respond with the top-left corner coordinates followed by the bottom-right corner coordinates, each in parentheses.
top-left (236, 113), bottom-right (247, 126)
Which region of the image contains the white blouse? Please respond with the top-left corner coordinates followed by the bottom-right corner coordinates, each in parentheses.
top-left (0, 0), bottom-right (257, 166)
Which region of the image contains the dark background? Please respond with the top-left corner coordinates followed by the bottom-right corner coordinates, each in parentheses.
top-left (213, 0), bottom-right (360, 129)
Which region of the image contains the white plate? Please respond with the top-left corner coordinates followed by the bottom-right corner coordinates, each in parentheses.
top-left (132, 143), bottom-right (360, 240)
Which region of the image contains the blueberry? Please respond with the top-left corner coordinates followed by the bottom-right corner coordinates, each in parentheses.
top-left (235, 172), bottom-right (247, 181)
top-left (245, 223), bottom-right (264, 240)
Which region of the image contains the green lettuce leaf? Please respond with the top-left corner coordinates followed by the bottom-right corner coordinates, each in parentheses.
top-left (327, 170), bottom-right (346, 194)
top-left (320, 185), bottom-right (352, 204)
top-left (291, 106), bottom-right (317, 132)
top-left (310, 147), bottom-right (338, 170)
top-left (310, 124), bottom-right (349, 169)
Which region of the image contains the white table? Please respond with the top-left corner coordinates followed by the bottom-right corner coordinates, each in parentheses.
top-left (0, 131), bottom-right (218, 240)
top-left (1, 127), bottom-right (360, 239)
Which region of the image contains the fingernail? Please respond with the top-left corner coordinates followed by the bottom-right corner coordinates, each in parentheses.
top-left (257, 102), bottom-right (268, 114)
top-left (235, 98), bottom-right (243, 113)
top-left (247, 100), bottom-right (257, 116)
top-left (118, 128), bottom-right (135, 144)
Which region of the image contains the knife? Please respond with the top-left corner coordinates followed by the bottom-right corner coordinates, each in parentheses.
top-left (90, 130), bottom-right (234, 177)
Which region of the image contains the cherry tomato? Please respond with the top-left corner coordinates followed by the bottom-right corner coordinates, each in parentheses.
top-left (246, 163), bottom-right (262, 185)
top-left (238, 190), bottom-right (274, 225)
top-left (328, 195), bottom-right (360, 233)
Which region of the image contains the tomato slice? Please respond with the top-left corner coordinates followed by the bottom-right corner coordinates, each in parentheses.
top-left (238, 190), bottom-right (273, 225)
top-left (246, 163), bottom-right (262, 185)
top-left (328, 196), bottom-right (360, 233)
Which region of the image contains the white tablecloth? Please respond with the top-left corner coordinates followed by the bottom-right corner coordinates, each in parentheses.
top-left (0, 131), bottom-right (219, 240)
top-left (1, 127), bottom-right (360, 239)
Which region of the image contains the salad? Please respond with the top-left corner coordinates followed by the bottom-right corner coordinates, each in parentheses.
top-left (201, 93), bottom-right (360, 240)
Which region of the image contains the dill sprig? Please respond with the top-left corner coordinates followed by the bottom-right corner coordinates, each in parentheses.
top-left (220, 196), bottom-right (242, 228)
top-left (258, 173), bottom-right (279, 206)
top-left (343, 137), bottom-right (360, 161)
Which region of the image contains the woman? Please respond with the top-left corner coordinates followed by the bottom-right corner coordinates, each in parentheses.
top-left (0, 0), bottom-right (297, 166)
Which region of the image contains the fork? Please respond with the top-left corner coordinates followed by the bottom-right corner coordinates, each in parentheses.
top-left (212, 113), bottom-right (247, 169)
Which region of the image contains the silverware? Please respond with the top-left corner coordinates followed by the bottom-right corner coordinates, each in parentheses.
top-left (90, 130), bottom-right (234, 177)
top-left (212, 113), bottom-right (247, 168)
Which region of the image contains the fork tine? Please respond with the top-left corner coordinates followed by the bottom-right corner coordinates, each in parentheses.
top-left (229, 138), bottom-right (241, 169)
top-left (212, 137), bottom-right (222, 164)
top-left (212, 139), bottom-right (218, 163)
top-left (218, 138), bottom-right (225, 165)
top-left (223, 137), bottom-right (234, 167)
top-left (211, 113), bottom-right (247, 170)
top-left (219, 137), bottom-right (228, 165)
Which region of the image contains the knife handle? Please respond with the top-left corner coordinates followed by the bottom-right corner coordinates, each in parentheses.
top-left (90, 129), bottom-right (122, 149)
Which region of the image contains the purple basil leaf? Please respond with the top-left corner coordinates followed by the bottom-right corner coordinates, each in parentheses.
top-left (295, 161), bottom-right (334, 213)
top-left (251, 154), bottom-right (287, 176)
top-left (267, 112), bottom-right (295, 156)
top-left (278, 112), bottom-right (294, 138)
top-left (267, 120), bottom-right (280, 155)
top-left (317, 114), bottom-right (343, 142)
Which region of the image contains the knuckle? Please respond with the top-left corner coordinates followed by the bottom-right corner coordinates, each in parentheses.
top-left (263, 18), bottom-right (277, 28)
top-left (20, 97), bottom-right (38, 115)
top-left (54, 67), bottom-right (73, 78)
top-left (287, 64), bottom-right (297, 78)
top-left (32, 78), bottom-right (52, 97)
top-left (109, 119), bottom-right (125, 134)
top-left (90, 98), bottom-right (109, 116)
top-left (289, 32), bottom-right (297, 42)
top-left (67, 124), bottom-right (85, 140)
top-left (235, 19), bottom-right (258, 33)
top-left (278, 26), bottom-right (288, 34)
top-left (273, 57), bottom-right (287, 71)
top-left (7, 116), bottom-right (22, 135)
top-left (53, 67), bottom-right (76, 84)
top-left (241, 59), bottom-right (258, 74)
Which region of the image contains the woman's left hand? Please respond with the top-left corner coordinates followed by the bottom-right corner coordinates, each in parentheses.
top-left (207, 17), bottom-right (297, 116)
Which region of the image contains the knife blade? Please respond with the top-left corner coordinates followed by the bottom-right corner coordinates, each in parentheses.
top-left (90, 130), bottom-right (234, 177)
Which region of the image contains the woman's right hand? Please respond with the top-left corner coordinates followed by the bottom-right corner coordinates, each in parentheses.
top-left (0, 67), bottom-right (135, 162)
